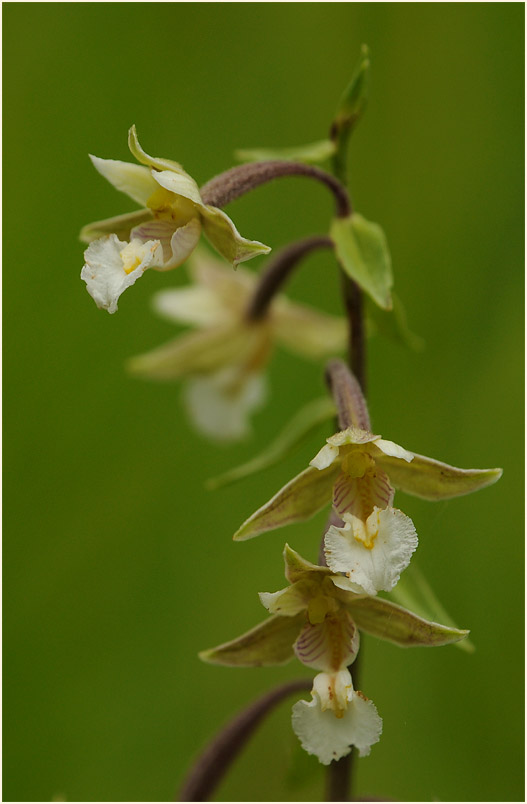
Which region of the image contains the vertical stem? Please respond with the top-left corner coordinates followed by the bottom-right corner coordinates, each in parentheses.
top-left (326, 109), bottom-right (366, 804)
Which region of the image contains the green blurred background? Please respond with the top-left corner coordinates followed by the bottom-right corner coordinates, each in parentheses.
top-left (4, 3), bottom-right (524, 801)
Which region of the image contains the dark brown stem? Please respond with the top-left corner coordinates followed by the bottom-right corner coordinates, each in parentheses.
top-left (246, 235), bottom-right (333, 321)
top-left (177, 679), bottom-right (311, 802)
top-left (341, 274), bottom-right (366, 394)
top-left (200, 161), bottom-right (351, 218)
top-left (324, 359), bottom-right (370, 431)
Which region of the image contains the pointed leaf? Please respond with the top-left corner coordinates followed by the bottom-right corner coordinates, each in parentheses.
top-left (331, 213), bottom-right (393, 310)
top-left (345, 595), bottom-right (469, 648)
top-left (235, 139), bottom-right (336, 165)
top-left (199, 613), bottom-right (304, 667)
top-left (388, 562), bottom-right (474, 653)
top-left (333, 44), bottom-right (370, 135)
top-left (233, 463), bottom-right (340, 542)
top-left (366, 291), bottom-right (425, 351)
top-left (374, 450), bottom-right (502, 500)
top-left (207, 397), bottom-right (336, 490)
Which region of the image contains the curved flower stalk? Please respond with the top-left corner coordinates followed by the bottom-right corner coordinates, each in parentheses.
top-left (127, 249), bottom-right (347, 442)
top-left (80, 127), bottom-right (270, 313)
top-left (200, 544), bottom-right (468, 764)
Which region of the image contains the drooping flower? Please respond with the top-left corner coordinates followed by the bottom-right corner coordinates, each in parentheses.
top-left (80, 126), bottom-right (270, 313)
top-left (233, 395), bottom-right (502, 590)
top-left (200, 544), bottom-right (468, 764)
top-left (127, 249), bottom-right (347, 442)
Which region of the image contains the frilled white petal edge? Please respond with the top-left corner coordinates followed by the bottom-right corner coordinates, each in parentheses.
top-left (81, 235), bottom-right (161, 314)
top-left (183, 368), bottom-right (267, 442)
top-left (89, 155), bottom-right (158, 207)
top-left (131, 217), bottom-right (202, 270)
top-left (325, 507), bottom-right (418, 596)
top-left (292, 673), bottom-right (382, 764)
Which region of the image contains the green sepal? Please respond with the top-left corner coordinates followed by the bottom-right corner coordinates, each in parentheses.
top-left (366, 291), bottom-right (425, 351)
top-left (235, 140), bottom-right (336, 165)
top-left (207, 397), bottom-right (336, 490)
top-left (331, 213), bottom-right (393, 310)
top-left (283, 543), bottom-right (331, 584)
top-left (387, 562), bottom-right (475, 653)
top-left (374, 451), bottom-right (502, 501)
top-left (80, 209), bottom-right (154, 244)
top-left (233, 463), bottom-right (340, 542)
top-left (199, 613), bottom-right (305, 667)
top-left (345, 594), bottom-right (469, 648)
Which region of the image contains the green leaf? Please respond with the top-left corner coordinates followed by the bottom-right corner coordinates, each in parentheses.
top-left (346, 594), bottom-right (469, 648)
top-left (207, 397), bottom-right (336, 490)
top-left (233, 463), bottom-right (340, 542)
top-left (199, 613), bottom-right (304, 667)
top-left (366, 291), bottom-right (425, 351)
top-left (331, 213), bottom-right (393, 310)
top-left (387, 562), bottom-right (475, 653)
top-left (333, 44), bottom-right (370, 135)
top-left (235, 140), bottom-right (336, 165)
top-left (375, 451), bottom-right (502, 501)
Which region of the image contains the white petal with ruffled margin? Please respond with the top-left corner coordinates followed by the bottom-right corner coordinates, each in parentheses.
top-left (89, 155), bottom-right (158, 206)
top-left (81, 234), bottom-right (161, 314)
top-left (292, 673), bottom-right (382, 764)
top-left (183, 368), bottom-right (267, 442)
top-left (325, 507), bottom-right (418, 596)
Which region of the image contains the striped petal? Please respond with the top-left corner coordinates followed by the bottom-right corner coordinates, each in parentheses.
top-left (332, 468), bottom-right (394, 520)
top-left (131, 217), bottom-right (202, 270)
top-left (293, 611), bottom-right (359, 672)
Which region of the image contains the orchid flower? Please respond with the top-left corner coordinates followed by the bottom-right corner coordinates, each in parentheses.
top-left (127, 249), bottom-right (347, 442)
top-left (201, 544), bottom-right (468, 764)
top-left (80, 126), bottom-right (270, 313)
top-left (233, 381), bottom-right (502, 592)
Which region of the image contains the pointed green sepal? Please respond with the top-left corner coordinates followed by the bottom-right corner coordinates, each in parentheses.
top-left (388, 562), bottom-right (474, 653)
top-left (199, 613), bottom-right (305, 667)
top-left (233, 463), bottom-right (340, 542)
top-left (374, 451), bottom-right (502, 501)
top-left (344, 594), bottom-right (469, 648)
top-left (366, 291), bottom-right (425, 351)
top-left (283, 543), bottom-right (331, 584)
top-left (207, 397), bottom-right (336, 490)
top-left (235, 140), bottom-right (337, 165)
top-left (331, 213), bottom-right (393, 310)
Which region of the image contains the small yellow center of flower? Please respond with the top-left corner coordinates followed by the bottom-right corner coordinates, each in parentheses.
top-left (341, 448), bottom-right (375, 478)
top-left (313, 670), bottom-right (353, 719)
top-left (120, 240), bottom-right (150, 275)
top-left (147, 187), bottom-right (197, 226)
top-left (352, 510), bottom-right (380, 550)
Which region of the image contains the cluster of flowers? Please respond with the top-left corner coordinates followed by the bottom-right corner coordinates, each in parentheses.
top-left (80, 130), bottom-right (501, 766)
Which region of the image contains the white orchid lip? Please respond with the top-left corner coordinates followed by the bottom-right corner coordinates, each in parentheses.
top-left (81, 234), bottom-right (161, 314)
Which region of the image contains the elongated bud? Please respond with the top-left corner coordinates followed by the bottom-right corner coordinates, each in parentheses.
top-left (325, 358), bottom-right (370, 431)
